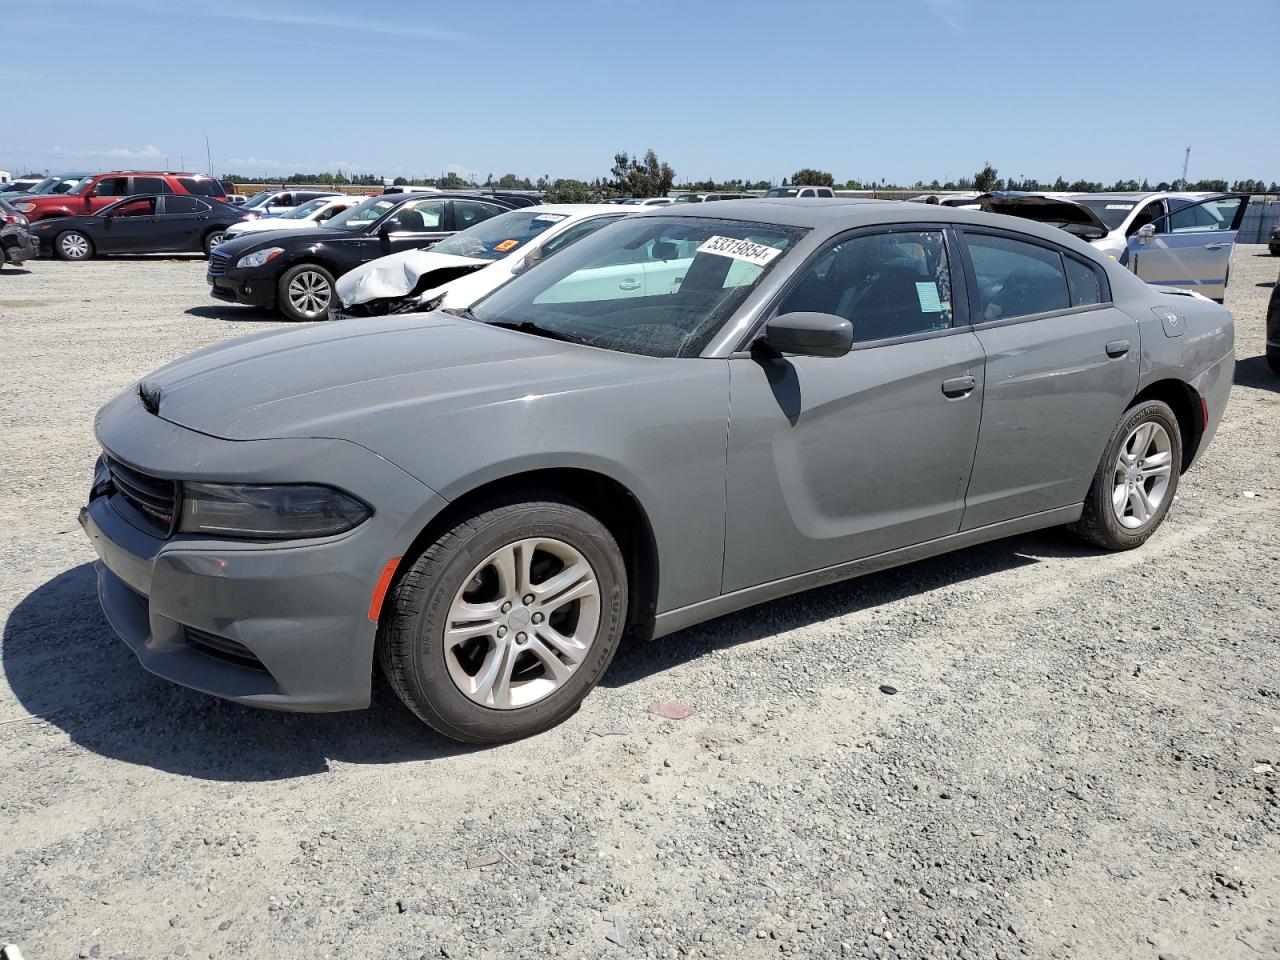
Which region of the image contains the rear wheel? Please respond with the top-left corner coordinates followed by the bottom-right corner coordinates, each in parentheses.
top-left (1070, 400), bottom-right (1182, 550)
top-left (54, 230), bottom-right (93, 261)
top-left (378, 496), bottom-right (628, 744)
top-left (202, 229), bottom-right (227, 256)
top-left (278, 263), bottom-right (335, 321)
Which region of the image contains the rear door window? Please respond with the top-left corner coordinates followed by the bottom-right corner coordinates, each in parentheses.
top-left (452, 200), bottom-right (505, 230)
top-left (131, 176), bottom-right (171, 194)
top-left (964, 233), bottom-right (1070, 321)
top-left (162, 195), bottom-right (207, 215)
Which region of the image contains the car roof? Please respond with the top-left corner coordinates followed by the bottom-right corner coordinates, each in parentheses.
top-left (656, 197), bottom-right (1113, 254)
top-left (523, 203), bottom-right (638, 217)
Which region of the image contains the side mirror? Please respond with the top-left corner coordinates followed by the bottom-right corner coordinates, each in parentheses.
top-left (759, 312), bottom-right (853, 358)
top-left (378, 223), bottom-right (392, 241)
top-left (1136, 223), bottom-right (1156, 244)
top-left (511, 246), bottom-right (546, 276)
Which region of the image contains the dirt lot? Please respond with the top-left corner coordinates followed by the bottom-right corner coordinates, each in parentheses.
top-left (1, 249), bottom-right (1277, 960)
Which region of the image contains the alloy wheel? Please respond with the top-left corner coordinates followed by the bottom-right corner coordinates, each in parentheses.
top-left (1111, 421), bottom-right (1173, 529)
top-left (286, 270), bottom-right (332, 317)
top-left (207, 232), bottom-right (226, 249)
top-left (444, 537), bottom-right (601, 710)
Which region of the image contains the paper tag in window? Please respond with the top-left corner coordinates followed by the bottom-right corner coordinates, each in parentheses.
top-left (696, 235), bottom-right (782, 267)
top-left (533, 213), bottom-right (568, 222)
top-left (494, 239), bottom-right (520, 252)
top-left (915, 282), bottom-right (942, 312)
top-left (1105, 203), bottom-right (1134, 210)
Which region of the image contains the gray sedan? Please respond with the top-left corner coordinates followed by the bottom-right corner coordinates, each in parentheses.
top-left (81, 199), bottom-right (1234, 743)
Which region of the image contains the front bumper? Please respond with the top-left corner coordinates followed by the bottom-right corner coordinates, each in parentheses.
top-left (208, 269), bottom-right (277, 309)
top-left (1, 225), bottom-right (39, 264)
top-left (81, 388), bottom-right (445, 711)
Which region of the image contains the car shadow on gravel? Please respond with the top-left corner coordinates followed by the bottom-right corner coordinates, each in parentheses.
top-left (2, 563), bottom-right (479, 782)
top-left (604, 530), bottom-right (1086, 688)
top-left (185, 304), bottom-right (280, 323)
top-left (1234, 356), bottom-right (1279, 393)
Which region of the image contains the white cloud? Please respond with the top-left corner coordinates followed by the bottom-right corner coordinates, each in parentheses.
top-left (107, 144), bottom-right (162, 160)
top-left (924, 0), bottom-right (966, 32)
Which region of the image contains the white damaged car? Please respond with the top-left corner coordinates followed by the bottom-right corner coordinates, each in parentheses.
top-left (332, 204), bottom-right (644, 318)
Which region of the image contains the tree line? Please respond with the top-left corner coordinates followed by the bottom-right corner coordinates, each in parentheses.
top-left (221, 155), bottom-right (1279, 197)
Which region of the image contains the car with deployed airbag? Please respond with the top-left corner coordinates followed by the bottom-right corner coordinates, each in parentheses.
top-left (82, 199), bottom-right (1234, 744)
top-left (333, 204), bottom-right (639, 318)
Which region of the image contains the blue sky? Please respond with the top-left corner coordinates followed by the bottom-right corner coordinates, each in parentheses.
top-left (5, 0), bottom-right (1277, 185)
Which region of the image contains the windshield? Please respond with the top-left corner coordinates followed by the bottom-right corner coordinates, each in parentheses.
top-left (323, 196), bottom-right (396, 231)
top-left (241, 191), bottom-right (277, 210)
top-left (430, 209), bottom-right (570, 261)
top-left (24, 177), bottom-right (60, 195)
top-left (469, 216), bottom-right (805, 358)
top-left (281, 197), bottom-right (333, 220)
top-left (1072, 198), bottom-right (1136, 230)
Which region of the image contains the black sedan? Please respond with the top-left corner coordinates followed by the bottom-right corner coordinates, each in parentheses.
top-left (208, 193), bottom-right (520, 321)
top-left (32, 194), bottom-right (255, 261)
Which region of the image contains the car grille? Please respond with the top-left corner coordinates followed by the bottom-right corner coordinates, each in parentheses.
top-left (106, 456), bottom-right (178, 535)
top-left (185, 627), bottom-right (268, 671)
top-left (207, 248), bottom-right (231, 279)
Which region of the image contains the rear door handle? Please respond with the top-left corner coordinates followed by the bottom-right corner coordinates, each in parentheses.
top-left (618, 278), bottom-right (641, 291)
top-left (1106, 339), bottom-right (1131, 358)
top-left (941, 375), bottom-right (976, 398)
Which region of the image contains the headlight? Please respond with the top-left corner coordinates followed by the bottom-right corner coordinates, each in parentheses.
top-left (178, 482), bottom-right (371, 539)
top-left (15, 202), bottom-right (35, 213)
top-left (236, 247), bottom-right (284, 269)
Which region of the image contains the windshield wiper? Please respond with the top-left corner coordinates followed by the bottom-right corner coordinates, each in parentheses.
top-left (486, 319), bottom-right (588, 346)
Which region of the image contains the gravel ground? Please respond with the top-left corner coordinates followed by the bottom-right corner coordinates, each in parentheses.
top-left (1, 249), bottom-right (1277, 960)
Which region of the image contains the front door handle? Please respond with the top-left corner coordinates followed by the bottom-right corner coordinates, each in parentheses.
top-left (1203, 242), bottom-right (1228, 250)
top-left (618, 278), bottom-right (641, 291)
top-left (1106, 339), bottom-right (1131, 358)
top-left (941, 375), bottom-right (976, 398)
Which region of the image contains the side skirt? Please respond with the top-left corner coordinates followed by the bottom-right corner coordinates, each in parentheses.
top-left (651, 504), bottom-right (1083, 640)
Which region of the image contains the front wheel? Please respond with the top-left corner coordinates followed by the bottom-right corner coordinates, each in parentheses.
top-left (378, 496), bottom-right (628, 744)
top-left (54, 230), bottom-right (93, 261)
top-left (277, 263), bottom-right (335, 321)
top-left (1070, 400), bottom-right (1182, 550)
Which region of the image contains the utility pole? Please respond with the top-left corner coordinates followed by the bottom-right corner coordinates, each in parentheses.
top-left (1181, 146), bottom-right (1190, 187)
top-left (205, 135), bottom-right (213, 176)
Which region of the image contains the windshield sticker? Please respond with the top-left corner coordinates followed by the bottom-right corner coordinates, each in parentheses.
top-left (1105, 203), bottom-right (1134, 210)
top-left (915, 282), bottom-right (943, 313)
top-left (533, 213), bottom-right (568, 223)
top-left (494, 239), bottom-right (521, 252)
top-left (696, 235), bottom-right (783, 267)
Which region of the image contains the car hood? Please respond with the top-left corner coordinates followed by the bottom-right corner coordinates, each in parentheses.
top-left (216, 225), bottom-right (357, 257)
top-left (978, 193), bottom-right (1111, 239)
top-left (144, 312), bottom-right (656, 442)
top-left (336, 249), bottom-right (489, 307)
top-left (226, 218), bottom-right (311, 236)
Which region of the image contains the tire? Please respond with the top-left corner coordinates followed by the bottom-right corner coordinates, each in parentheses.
top-left (202, 229), bottom-right (228, 256)
top-left (1267, 352), bottom-right (1280, 375)
top-left (378, 495), bottom-right (628, 744)
top-left (54, 230), bottom-right (93, 261)
top-left (1069, 400), bottom-right (1182, 550)
top-left (277, 263), bottom-right (335, 321)
top-left (1268, 245), bottom-right (1279, 257)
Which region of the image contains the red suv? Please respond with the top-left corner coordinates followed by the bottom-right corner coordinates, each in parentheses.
top-left (12, 171), bottom-right (228, 222)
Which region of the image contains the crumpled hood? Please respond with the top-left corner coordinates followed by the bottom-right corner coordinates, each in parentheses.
top-left (978, 192), bottom-right (1111, 238)
top-left (336, 249), bottom-right (488, 307)
top-left (144, 312), bottom-right (651, 442)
